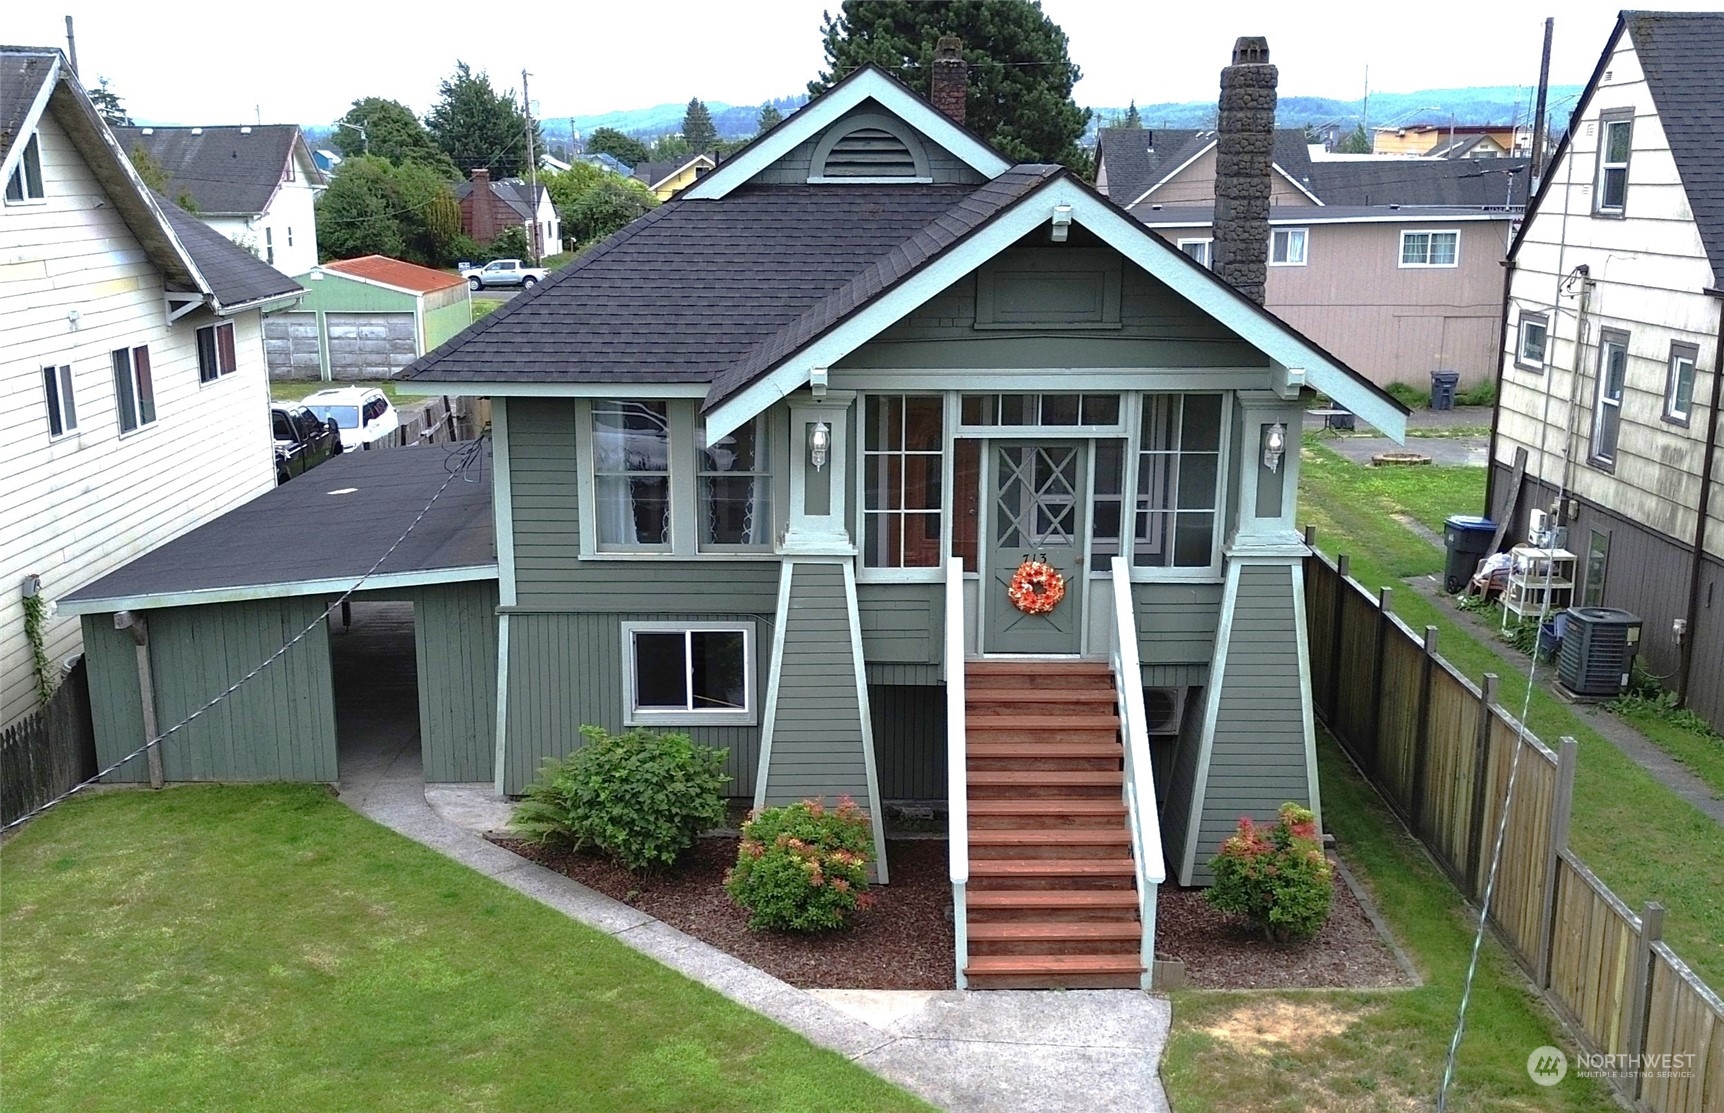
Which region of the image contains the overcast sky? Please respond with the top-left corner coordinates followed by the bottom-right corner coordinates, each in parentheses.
top-left (14, 1), bottom-right (1721, 127)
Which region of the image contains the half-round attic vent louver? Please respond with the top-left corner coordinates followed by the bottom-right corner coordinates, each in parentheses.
top-left (821, 127), bottom-right (918, 177)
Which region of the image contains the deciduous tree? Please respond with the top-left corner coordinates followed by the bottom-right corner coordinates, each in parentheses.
top-left (586, 127), bottom-right (651, 167)
top-left (315, 156), bottom-right (405, 260)
top-left (335, 97), bottom-right (456, 176)
top-left (809, 0), bottom-right (1091, 166)
top-left (426, 62), bottom-right (541, 178)
top-left (566, 176), bottom-right (657, 247)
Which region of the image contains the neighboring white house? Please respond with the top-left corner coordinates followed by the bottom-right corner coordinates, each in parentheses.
top-left (1, 46), bottom-right (304, 729)
top-left (113, 123), bottom-right (324, 276)
top-left (1489, 10), bottom-right (1724, 728)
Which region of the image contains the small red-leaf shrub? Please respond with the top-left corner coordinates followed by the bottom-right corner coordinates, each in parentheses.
top-left (725, 798), bottom-right (875, 932)
top-left (1204, 802), bottom-right (1333, 942)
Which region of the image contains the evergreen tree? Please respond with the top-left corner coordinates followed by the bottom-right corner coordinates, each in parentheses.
top-left (1337, 124), bottom-right (1372, 154)
top-left (809, 0), bottom-right (1091, 165)
top-left (681, 97), bottom-right (717, 152)
top-left (586, 127), bottom-right (651, 167)
top-left (756, 103), bottom-right (784, 134)
top-left (426, 61), bottom-right (541, 178)
top-left (1121, 100), bottom-right (1142, 128)
top-left (91, 77), bottom-right (132, 127)
top-left (336, 97), bottom-right (456, 176)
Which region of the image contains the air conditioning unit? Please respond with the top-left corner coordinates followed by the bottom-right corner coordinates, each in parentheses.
top-left (1557, 607), bottom-right (1643, 697)
top-left (1145, 688), bottom-right (1185, 736)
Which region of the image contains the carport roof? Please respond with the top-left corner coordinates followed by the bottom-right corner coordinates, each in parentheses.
top-left (61, 445), bottom-right (497, 614)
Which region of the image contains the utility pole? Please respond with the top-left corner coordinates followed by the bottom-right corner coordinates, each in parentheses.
top-left (64, 15), bottom-right (79, 76)
top-left (1530, 17), bottom-right (1555, 191)
top-left (522, 68), bottom-right (540, 264)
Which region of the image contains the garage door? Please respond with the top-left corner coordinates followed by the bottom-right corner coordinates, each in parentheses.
top-left (325, 312), bottom-right (418, 380)
top-left (263, 312), bottom-right (321, 379)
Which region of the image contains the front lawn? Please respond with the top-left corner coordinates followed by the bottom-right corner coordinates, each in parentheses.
top-left (270, 378), bottom-right (415, 405)
top-left (0, 786), bottom-right (930, 1113)
top-left (1161, 739), bottom-right (1616, 1112)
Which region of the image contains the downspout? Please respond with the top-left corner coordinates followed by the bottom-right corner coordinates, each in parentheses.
top-left (1676, 288), bottom-right (1724, 707)
top-left (1485, 254), bottom-right (1517, 516)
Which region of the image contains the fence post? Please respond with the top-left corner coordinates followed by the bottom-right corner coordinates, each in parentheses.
top-left (1411, 625), bottom-right (1438, 835)
top-left (1465, 673), bottom-right (1500, 898)
top-left (1327, 555), bottom-right (1350, 724)
top-left (1367, 587), bottom-right (1393, 773)
top-left (1536, 737), bottom-right (1577, 987)
top-left (1624, 901), bottom-right (1665, 1101)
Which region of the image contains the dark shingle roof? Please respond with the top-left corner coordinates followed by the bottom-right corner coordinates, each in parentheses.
top-left (454, 177), bottom-right (546, 220)
top-left (112, 124), bottom-right (308, 215)
top-left (405, 184), bottom-right (976, 383)
top-left (1627, 10), bottom-right (1724, 280)
top-left (1098, 127), bottom-right (1317, 205)
top-left (0, 46), bottom-right (57, 167)
top-left (1304, 158), bottom-right (1530, 207)
top-left (64, 445), bottom-right (494, 607)
top-left (158, 197), bottom-right (303, 309)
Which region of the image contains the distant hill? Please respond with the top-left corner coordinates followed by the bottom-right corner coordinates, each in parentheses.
top-left (542, 95), bottom-right (808, 145)
top-left (1091, 85), bottom-right (1584, 138)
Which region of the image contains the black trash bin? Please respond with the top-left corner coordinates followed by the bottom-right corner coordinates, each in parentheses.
top-left (1443, 514), bottom-right (1496, 593)
top-left (1431, 370), bottom-right (1460, 411)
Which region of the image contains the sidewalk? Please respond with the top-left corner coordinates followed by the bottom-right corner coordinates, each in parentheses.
top-left (337, 732), bottom-right (1172, 1113)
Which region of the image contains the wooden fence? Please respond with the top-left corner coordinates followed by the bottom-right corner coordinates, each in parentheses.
top-left (1306, 544), bottom-right (1723, 1112)
top-left (1, 660), bottom-right (97, 826)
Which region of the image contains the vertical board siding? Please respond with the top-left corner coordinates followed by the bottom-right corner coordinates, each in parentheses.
top-left (409, 581), bottom-right (499, 782)
top-left (1192, 564), bottom-right (1311, 883)
top-left (83, 614), bottom-right (148, 783)
top-left (762, 563), bottom-right (870, 804)
top-left (869, 684), bottom-right (945, 801)
top-left (503, 611), bottom-right (765, 796)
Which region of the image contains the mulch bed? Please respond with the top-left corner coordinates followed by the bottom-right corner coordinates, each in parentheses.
top-left (490, 835), bottom-right (957, 989)
top-left (489, 836), bottom-right (1413, 992)
top-left (1154, 858), bottom-right (1417, 990)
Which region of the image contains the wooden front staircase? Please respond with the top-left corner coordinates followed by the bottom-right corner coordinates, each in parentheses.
top-left (961, 660), bottom-right (1146, 989)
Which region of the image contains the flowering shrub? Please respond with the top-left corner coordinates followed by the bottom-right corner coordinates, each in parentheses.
top-left (724, 798), bottom-right (875, 932)
top-left (1205, 802), bottom-right (1333, 942)
top-left (510, 725), bottom-right (729, 872)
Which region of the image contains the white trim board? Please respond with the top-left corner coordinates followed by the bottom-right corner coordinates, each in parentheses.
top-left (683, 68), bottom-right (1011, 200)
top-left (0, 53), bottom-right (58, 185)
top-left (57, 564), bottom-right (500, 616)
top-left (703, 177), bottom-right (1407, 442)
top-left (1123, 138), bottom-right (1325, 209)
top-left (395, 381), bottom-right (711, 399)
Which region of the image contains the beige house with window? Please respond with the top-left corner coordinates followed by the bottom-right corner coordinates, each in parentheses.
top-left (1488, 10), bottom-right (1724, 729)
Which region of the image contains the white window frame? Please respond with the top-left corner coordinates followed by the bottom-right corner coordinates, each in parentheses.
top-left (1590, 328), bottom-right (1630, 469)
top-left (1177, 238), bottom-right (1212, 268)
top-left (1131, 392), bottom-right (1229, 576)
top-left (1400, 229), bottom-right (1459, 268)
top-left (1269, 227), bottom-right (1307, 267)
top-left (42, 364), bottom-right (77, 439)
top-left (4, 133), bottom-right (45, 204)
top-left (620, 621), bottom-right (756, 726)
top-left (1664, 341), bottom-right (1698, 426)
top-left (1515, 310), bottom-right (1549, 371)
top-left (860, 393), bottom-right (947, 574)
top-left (264, 227), bottom-right (275, 266)
top-left (1594, 111), bottom-right (1632, 217)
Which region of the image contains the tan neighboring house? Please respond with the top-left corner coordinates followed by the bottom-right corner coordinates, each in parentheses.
top-left (1488, 10), bottom-right (1724, 728)
top-left (1372, 124), bottom-right (1528, 158)
top-left (631, 153), bottom-right (716, 200)
top-left (2, 46), bottom-right (303, 729)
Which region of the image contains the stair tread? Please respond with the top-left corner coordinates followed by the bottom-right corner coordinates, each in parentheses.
top-left (965, 954), bottom-right (1145, 974)
top-left (968, 770), bottom-right (1123, 784)
top-left (966, 689), bottom-right (1118, 702)
top-left (970, 829), bottom-right (1130, 844)
top-left (968, 922), bottom-right (1142, 940)
top-left (967, 714), bottom-right (1120, 728)
top-left (969, 799), bottom-right (1126, 814)
top-left (969, 889), bottom-right (1140, 907)
top-left (967, 741), bottom-right (1121, 756)
top-left (966, 661), bottom-right (1112, 674)
top-left (969, 857), bottom-right (1136, 875)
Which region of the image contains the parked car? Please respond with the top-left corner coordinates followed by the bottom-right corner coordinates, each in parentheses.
top-left (460, 258), bottom-right (549, 290)
top-left (271, 401), bottom-right (341, 484)
top-left (301, 386), bottom-right (401, 451)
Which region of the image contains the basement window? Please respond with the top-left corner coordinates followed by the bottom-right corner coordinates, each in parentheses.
top-left (622, 622), bottom-right (755, 726)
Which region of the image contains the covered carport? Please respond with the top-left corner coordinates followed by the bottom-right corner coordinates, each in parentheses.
top-left (59, 446), bottom-right (499, 788)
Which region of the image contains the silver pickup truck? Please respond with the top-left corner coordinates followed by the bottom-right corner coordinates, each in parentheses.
top-left (460, 258), bottom-right (549, 290)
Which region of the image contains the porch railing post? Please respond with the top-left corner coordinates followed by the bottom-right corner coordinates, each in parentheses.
top-left (944, 558), bottom-right (969, 989)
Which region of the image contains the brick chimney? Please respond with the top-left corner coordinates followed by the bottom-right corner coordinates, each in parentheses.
top-left (469, 167), bottom-right (496, 244)
top-left (931, 36), bottom-right (967, 125)
top-left (1212, 36), bottom-right (1276, 305)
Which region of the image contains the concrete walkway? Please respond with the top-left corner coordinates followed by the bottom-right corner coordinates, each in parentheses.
top-left (329, 603), bottom-right (1170, 1113)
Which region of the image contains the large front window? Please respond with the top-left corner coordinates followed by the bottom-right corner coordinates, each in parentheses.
top-left (593, 399), bottom-right (670, 548)
top-left (1135, 394), bottom-right (1222, 568)
top-left (863, 394), bottom-right (943, 568)
top-left (622, 622), bottom-right (754, 725)
top-left (698, 415), bottom-right (770, 548)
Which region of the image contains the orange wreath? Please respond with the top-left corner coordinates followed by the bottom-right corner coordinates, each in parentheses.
top-left (1007, 558), bottom-right (1066, 615)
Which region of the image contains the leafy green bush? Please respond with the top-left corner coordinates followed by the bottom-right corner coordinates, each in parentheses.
top-left (1205, 802), bottom-right (1333, 942)
top-left (1457, 379), bottom-right (1498, 407)
top-left (1385, 381), bottom-right (1431, 410)
top-left (725, 799), bottom-right (874, 932)
top-left (511, 725), bottom-right (729, 872)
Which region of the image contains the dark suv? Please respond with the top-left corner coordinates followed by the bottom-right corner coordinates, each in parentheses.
top-left (271, 401), bottom-right (341, 484)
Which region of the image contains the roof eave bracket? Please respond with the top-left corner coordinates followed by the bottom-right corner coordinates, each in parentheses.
top-left (165, 291), bottom-right (206, 322)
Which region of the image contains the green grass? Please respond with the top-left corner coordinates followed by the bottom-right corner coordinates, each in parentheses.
top-left (1299, 444), bottom-right (1724, 991)
top-left (1162, 739), bottom-right (1616, 1112)
top-left (0, 786), bottom-right (931, 1113)
top-left (472, 298), bottom-right (504, 322)
top-left (1610, 700), bottom-right (1724, 801)
top-left (270, 379), bottom-right (416, 405)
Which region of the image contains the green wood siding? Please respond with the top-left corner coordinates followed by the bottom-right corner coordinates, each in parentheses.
top-left (1134, 582), bottom-right (1223, 664)
top-left (869, 683), bottom-right (945, 801)
top-left (408, 582), bottom-right (499, 782)
top-left (423, 300), bottom-right (469, 351)
top-left (836, 238), bottom-right (1264, 371)
top-left (502, 611), bottom-right (765, 796)
top-left (857, 582), bottom-right (941, 663)
top-left (288, 273), bottom-right (417, 313)
top-left (760, 563), bottom-right (870, 802)
top-left (1188, 563), bottom-right (1311, 884)
top-left (82, 614), bottom-right (147, 783)
top-left (752, 104), bottom-right (986, 186)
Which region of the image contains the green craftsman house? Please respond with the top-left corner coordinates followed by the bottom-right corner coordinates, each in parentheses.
top-left (66, 45), bottom-right (1405, 990)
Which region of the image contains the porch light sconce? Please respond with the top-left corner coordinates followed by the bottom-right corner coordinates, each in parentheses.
top-left (1050, 202), bottom-right (1072, 243)
top-left (1263, 422), bottom-right (1287, 473)
top-left (809, 420), bottom-right (831, 471)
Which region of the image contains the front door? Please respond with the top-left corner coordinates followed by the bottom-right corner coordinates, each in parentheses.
top-left (983, 442), bottom-right (1086, 655)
